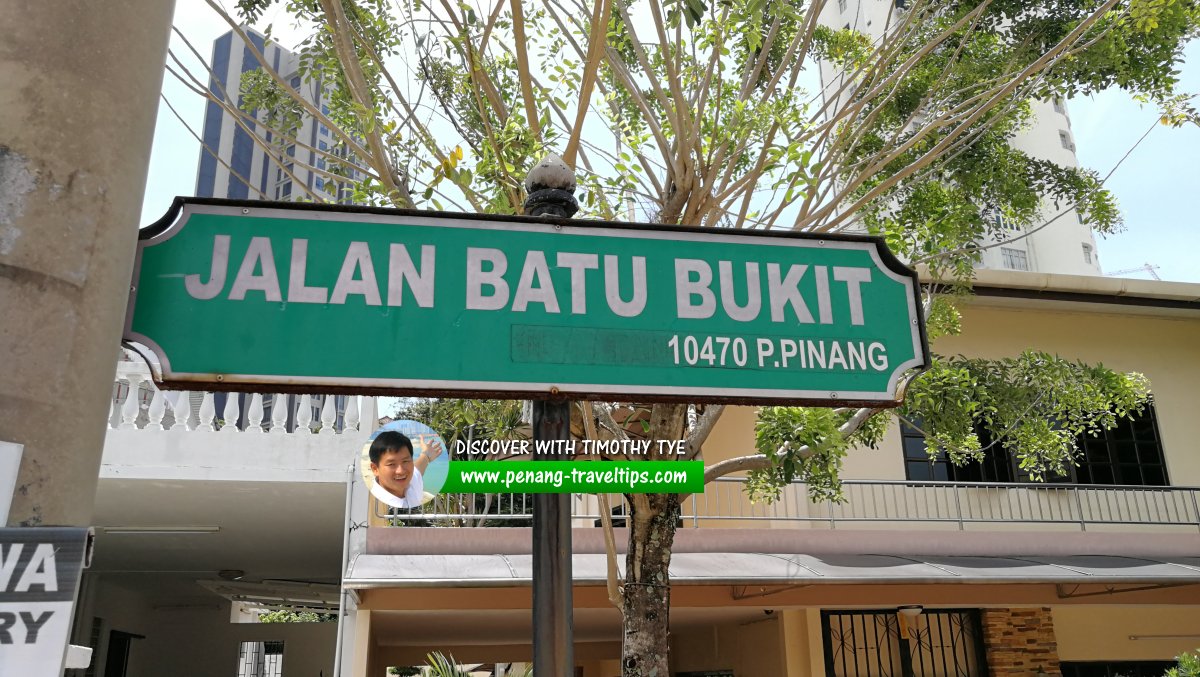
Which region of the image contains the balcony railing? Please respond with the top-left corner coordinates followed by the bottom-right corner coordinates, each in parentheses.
top-left (111, 358), bottom-right (1199, 533)
top-left (109, 358), bottom-right (366, 435)
top-left (380, 478), bottom-right (1200, 532)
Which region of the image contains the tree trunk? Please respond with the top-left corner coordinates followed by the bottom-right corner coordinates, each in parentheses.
top-left (620, 492), bottom-right (681, 677)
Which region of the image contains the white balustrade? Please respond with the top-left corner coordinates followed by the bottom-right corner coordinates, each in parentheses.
top-left (119, 374), bottom-right (144, 430)
top-left (344, 396), bottom-right (360, 433)
top-left (220, 393), bottom-right (240, 433)
top-left (296, 394), bottom-right (313, 434)
top-left (171, 391), bottom-right (192, 431)
top-left (270, 394), bottom-right (288, 434)
top-left (109, 363), bottom-right (361, 437)
top-left (320, 396), bottom-right (337, 435)
top-left (145, 388), bottom-right (166, 431)
top-left (197, 393), bottom-right (216, 432)
top-left (246, 394), bottom-right (265, 433)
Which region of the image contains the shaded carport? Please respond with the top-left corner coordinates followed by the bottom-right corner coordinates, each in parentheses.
top-left (340, 528), bottom-right (1200, 674)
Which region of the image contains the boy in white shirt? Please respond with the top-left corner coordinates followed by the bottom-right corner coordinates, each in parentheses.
top-left (368, 430), bottom-right (443, 509)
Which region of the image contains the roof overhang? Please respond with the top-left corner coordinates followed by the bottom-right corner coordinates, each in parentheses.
top-left (348, 527), bottom-right (1200, 589)
top-left (345, 551), bottom-right (1200, 589)
top-left (928, 268), bottom-right (1200, 316)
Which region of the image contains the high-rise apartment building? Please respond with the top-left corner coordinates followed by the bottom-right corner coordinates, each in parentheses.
top-left (194, 27), bottom-right (359, 430)
top-left (196, 27), bottom-right (360, 203)
top-left (819, 1), bottom-right (1104, 276)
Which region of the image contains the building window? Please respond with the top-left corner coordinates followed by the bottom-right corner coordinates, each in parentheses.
top-left (1053, 97), bottom-right (1066, 114)
top-left (822, 610), bottom-right (987, 677)
top-left (983, 209), bottom-right (1017, 232)
top-left (237, 640), bottom-right (284, 677)
top-left (1000, 247), bottom-right (1029, 271)
top-left (901, 403), bottom-right (1167, 487)
top-left (838, 0), bottom-right (847, 12)
top-left (901, 421), bottom-right (1014, 482)
top-left (278, 181), bottom-right (292, 199)
top-left (1059, 130), bottom-right (1075, 151)
top-left (1076, 402), bottom-right (1168, 486)
top-left (1082, 243), bottom-right (1093, 264)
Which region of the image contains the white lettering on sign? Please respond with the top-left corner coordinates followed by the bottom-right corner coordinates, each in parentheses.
top-left (670, 335), bottom-right (889, 371)
top-left (467, 249), bottom-right (651, 317)
top-left (674, 259), bottom-right (872, 325)
top-left (814, 265), bottom-right (833, 324)
top-left (834, 266), bottom-right (872, 326)
top-left (182, 236), bottom-right (878, 327)
top-left (512, 251), bottom-right (559, 313)
top-left (184, 234), bottom-right (231, 300)
top-left (466, 248), bottom-right (510, 310)
top-left (0, 544), bottom-right (57, 593)
top-left (186, 236), bottom-right (439, 307)
top-left (229, 237), bottom-right (281, 302)
top-left (330, 242), bottom-right (381, 306)
top-left (388, 244), bottom-right (435, 307)
top-left (766, 263), bottom-right (814, 323)
top-left (718, 261), bottom-right (761, 322)
top-left (675, 259), bottom-right (717, 319)
top-left (604, 255), bottom-right (646, 317)
top-left (289, 239), bottom-right (329, 303)
top-left (556, 252), bottom-right (599, 314)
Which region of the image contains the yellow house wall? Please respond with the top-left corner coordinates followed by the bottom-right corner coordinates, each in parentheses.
top-left (1054, 606), bottom-right (1200, 661)
top-left (578, 658), bottom-right (622, 677)
top-left (780, 609), bottom-right (827, 677)
top-left (671, 616), bottom-right (788, 675)
top-left (701, 302), bottom-right (1200, 498)
top-left (932, 303), bottom-right (1200, 485)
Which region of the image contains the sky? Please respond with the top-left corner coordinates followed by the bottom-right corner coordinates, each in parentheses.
top-left (141, 3), bottom-right (1200, 284)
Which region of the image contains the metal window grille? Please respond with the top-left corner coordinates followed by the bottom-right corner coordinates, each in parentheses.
top-left (80, 617), bottom-right (104, 677)
top-left (1000, 247), bottom-right (1029, 271)
top-left (1076, 401), bottom-right (1169, 486)
top-left (237, 640), bottom-right (284, 677)
top-left (1082, 244), bottom-right (1093, 264)
top-left (900, 420), bottom-right (1015, 483)
top-left (822, 610), bottom-right (987, 677)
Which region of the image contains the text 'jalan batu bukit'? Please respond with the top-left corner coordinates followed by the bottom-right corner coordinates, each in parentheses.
top-left (182, 237), bottom-right (877, 325)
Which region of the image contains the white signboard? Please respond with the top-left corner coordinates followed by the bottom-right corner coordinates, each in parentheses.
top-left (0, 528), bottom-right (91, 675)
top-left (0, 441), bottom-right (22, 524)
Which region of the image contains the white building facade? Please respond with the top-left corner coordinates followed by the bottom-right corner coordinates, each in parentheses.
top-left (819, 0), bottom-right (1104, 276)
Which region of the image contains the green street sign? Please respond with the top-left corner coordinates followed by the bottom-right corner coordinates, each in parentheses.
top-left (125, 198), bottom-right (929, 406)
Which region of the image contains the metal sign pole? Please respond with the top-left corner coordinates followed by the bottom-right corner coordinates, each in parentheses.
top-left (525, 154), bottom-right (579, 676)
top-left (532, 401), bottom-right (573, 676)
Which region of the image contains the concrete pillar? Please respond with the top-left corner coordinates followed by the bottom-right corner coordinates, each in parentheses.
top-left (352, 609), bottom-right (374, 677)
top-left (0, 1), bottom-right (174, 526)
